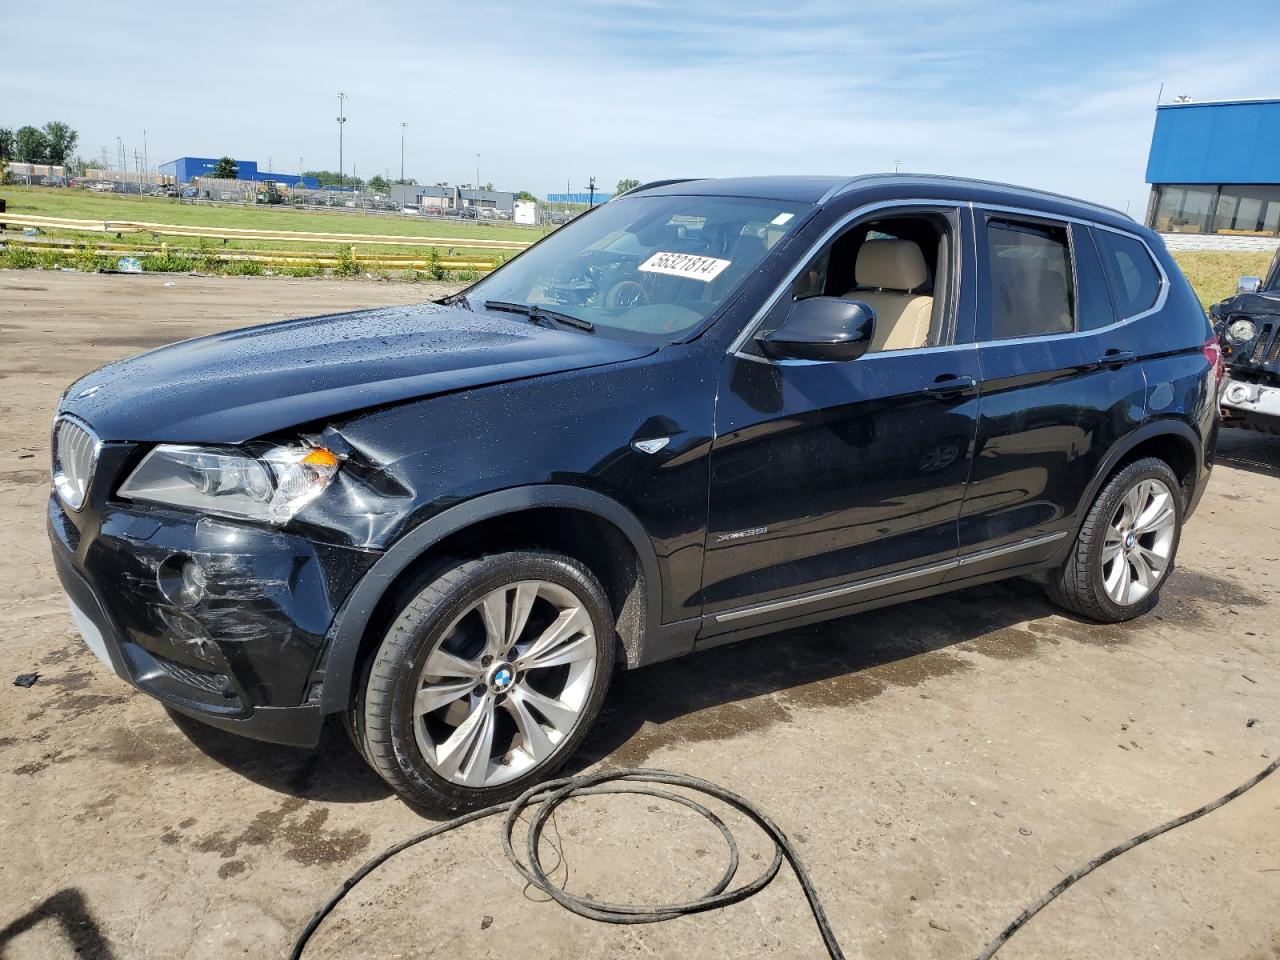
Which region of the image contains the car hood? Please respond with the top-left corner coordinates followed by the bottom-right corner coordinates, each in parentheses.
top-left (1217, 291), bottom-right (1280, 318)
top-left (61, 302), bottom-right (656, 443)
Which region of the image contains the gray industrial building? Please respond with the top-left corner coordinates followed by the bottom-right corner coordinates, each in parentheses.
top-left (391, 183), bottom-right (515, 213)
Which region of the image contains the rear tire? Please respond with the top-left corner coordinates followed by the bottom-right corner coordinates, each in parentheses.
top-left (1045, 457), bottom-right (1182, 623)
top-left (351, 551), bottom-right (614, 813)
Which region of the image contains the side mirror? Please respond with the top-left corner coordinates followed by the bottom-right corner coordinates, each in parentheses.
top-left (1237, 276), bottom-right (1262, 295)
top-left (756, 297), bottom-right (876, 362)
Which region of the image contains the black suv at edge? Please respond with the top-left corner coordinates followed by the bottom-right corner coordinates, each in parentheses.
top-left (48, 175), bottom-right (1219, 811)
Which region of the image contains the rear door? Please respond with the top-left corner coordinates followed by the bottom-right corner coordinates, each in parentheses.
top-left (953, 209), bottom-right (1148, 577)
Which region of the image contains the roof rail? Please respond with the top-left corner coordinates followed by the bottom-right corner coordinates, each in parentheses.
top-left (828, 173), bottom-right (1132, 221)
top-left (616, 178), bottom-right (700, 199)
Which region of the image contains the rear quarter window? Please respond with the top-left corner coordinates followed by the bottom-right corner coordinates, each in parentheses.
top-left (1093, 229), bottom-right (1162, 317)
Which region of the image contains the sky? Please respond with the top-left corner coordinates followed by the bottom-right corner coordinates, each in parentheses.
top-left (3, 0), bottom-right (1278, 213)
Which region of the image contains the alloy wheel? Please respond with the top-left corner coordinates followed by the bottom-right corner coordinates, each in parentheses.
top-left (412, 580), bottom-right (597, 788)
top-left (1101, 477), bottom-right (1177, 606)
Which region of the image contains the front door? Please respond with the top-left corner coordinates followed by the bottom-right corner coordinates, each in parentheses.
top-left (700, 204), bottom-right (979, 632)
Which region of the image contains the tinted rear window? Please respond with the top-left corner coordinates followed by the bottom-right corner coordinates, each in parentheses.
top-left (985, 219), bottom-right (1075, 339)
top-left (1094, 229), bottom-right (1162, 317)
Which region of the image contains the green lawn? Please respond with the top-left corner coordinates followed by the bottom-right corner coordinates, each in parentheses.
top-left (1171, 250), bottom-right (1274, 310)
top-left (0, 186), bottom-right (542, 243)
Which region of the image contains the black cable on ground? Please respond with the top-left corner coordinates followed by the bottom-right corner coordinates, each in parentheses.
top-left (975, 751), bottom-right (1280, 959)
top-left (289, 768), bottom-right (841, 960)
top-left (291, 758), bottom-right (1279, 960)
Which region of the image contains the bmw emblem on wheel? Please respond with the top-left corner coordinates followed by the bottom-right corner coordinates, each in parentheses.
top-left (491, 665), bottom-right (514, 693)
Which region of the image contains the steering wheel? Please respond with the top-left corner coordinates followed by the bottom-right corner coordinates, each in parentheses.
top-left (605, 280), bottom-right (649, 310)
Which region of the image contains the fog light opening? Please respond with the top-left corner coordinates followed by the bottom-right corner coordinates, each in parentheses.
top-left (158, 555), bottom-right (207, 607)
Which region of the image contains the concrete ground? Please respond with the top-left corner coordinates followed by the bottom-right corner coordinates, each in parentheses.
top-left (0, 270), bottom-right (1276, 960)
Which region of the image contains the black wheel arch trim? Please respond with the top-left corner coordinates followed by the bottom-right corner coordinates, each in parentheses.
top-left (315, 484), bottom-right (664, 715)
top-left (1062, 417), bottom-right (1202, 554)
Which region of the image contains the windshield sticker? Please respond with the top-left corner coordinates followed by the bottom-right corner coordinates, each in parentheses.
top-left (638, 252), bottom-right (732, 282)
top-left (771, 212), bottom-right (795, 225)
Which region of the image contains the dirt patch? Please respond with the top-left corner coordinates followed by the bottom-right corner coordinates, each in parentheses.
top-left (177, 796), bottom-right (371, 867)
top-left (957, 626), bottom-right (1048, 660)
top-left (1163, 567), bottom-right (1266, 609)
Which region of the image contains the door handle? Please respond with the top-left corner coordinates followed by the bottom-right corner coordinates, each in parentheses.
top-left (1099, 349), bottom-right (1136, 368)
top-left (922, 375), bottom-right (979, 399)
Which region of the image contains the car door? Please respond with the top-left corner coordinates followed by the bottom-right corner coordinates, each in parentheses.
top-left (699, 203), bottom-right (981, 633)
top-left (952, 209), bottom-right (1148, 578)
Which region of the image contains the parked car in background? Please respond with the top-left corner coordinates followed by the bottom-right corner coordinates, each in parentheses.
top-left (1211, 246), bottom-right (1280, 434)
top-left (49, 174), bottom-right (1217, 813)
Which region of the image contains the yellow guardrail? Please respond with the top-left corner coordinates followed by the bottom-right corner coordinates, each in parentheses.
top-left (6, 237), bottom-right (499, 272)
top-left (0, 213), bottom-right (532, 251)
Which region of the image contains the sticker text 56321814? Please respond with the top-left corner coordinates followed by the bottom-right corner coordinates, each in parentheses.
top-left (637, 251), bottom-right (732, 283)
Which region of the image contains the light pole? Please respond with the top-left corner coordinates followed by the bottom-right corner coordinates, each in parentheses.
top-left (142, 129), bottom-right (148, 186)
top-left (400, 122), bottom-right (407, 183)
top-left (336, 92), bottom-right (347, 189)
top-left (475, 153), bottom-right (481, 189)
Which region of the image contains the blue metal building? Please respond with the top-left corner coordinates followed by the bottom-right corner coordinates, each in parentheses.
top-left (1145, 98), bottom-right (1280, 235)
top-left (158, 156), bottom-right (318, 190)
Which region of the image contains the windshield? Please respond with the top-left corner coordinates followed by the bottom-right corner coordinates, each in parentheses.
top-left (466, 194), bottom-right (811, 340)
top-left (1266, 246), bottom-right (1280, 293)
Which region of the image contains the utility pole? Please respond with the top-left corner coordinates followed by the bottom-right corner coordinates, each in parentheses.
top-left (336, 92), bottom-right (347, 189)
top-left (475, 153), bottom-right (481, 189)
top-left (142, 129), bottom-right (148, 185)
top-left (588, 176), bottom-right (596, 209)
top-left (400, 122), bottom-right (407, 183)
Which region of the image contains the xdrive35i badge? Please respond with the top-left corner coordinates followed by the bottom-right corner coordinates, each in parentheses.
top-left (716, 526), bottom-right (768, 542)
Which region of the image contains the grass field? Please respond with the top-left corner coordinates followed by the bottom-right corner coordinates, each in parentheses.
top-left (1, 185), bottom-right (1273, 303)
top-left (0, 186), bottom-right (543, 242)
top-left (1171, 250), bottom-right (1274, 310)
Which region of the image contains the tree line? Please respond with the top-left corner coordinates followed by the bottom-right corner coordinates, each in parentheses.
top-left (0, 121), bottom-right (79, 166)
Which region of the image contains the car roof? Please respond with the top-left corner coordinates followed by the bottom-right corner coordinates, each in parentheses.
top-left (629, 173), bottom-right (1134, 227)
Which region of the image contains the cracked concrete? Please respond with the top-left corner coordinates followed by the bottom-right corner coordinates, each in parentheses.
top-left (1, 271), bottom-right (1277, 959)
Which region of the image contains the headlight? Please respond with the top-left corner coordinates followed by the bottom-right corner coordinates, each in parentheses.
top-left (1227, 318), bottom-right (1257, 343)
top-left (119, 444), bottom-right (340, 524)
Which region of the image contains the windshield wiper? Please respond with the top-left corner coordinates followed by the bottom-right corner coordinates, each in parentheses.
top-left (483, 300), bottom-right (595, 333)
top-left (438, 291), bottom-right (473, 310)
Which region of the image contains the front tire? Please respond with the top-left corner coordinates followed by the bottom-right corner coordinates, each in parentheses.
top-left (1046, 457), bottom-right (1183, 623)
top-left (353, 551), bottom-right (614, 812)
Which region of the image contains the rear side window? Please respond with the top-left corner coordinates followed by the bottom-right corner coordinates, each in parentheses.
top-left (1094, 229), bottom-right (1162, 317)
top-left (985, 219), bottom-right (1075, 339)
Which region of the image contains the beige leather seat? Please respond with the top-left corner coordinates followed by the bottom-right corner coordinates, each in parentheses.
top-left (844, 239), bottom-right (933, 351)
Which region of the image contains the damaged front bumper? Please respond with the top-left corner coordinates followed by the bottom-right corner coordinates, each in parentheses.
top-left (1220, 374), bottom-right (1280, 434)
top-left (48, 490), bottom-right (379, 747)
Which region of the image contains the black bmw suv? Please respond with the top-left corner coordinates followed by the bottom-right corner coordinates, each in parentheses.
top-left (49, 175), bottom-right (1218, 811)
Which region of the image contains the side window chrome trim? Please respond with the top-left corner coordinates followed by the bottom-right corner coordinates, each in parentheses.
top-left (728, 199), bottom-right (1171, 362)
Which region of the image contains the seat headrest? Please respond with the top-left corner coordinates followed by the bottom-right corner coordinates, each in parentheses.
top-left (856, 239), bottom-right (928, 292)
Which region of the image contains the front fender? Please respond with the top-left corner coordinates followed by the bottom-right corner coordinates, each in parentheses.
top-left (314, 484), bottom-right (663, 715)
